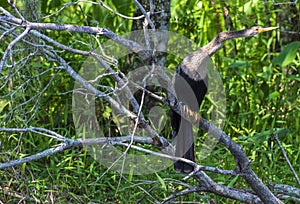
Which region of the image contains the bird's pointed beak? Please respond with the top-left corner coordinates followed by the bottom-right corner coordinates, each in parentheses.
top-left (257, 26), bottom-right (279, 33)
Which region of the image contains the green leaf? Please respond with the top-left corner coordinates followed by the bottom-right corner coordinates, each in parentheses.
top-left (228, 60), bottom-right (247, 69)
top-left (272, 41), bottom-right (300, 66)
top-left (228, 176), bottom-right (239, 187)
top-left (155, 173), bottom-right (167, 190)
top-left (268, 91), bottom-right (280, 100)
top-left (0, 99), bottom-right (10, 112)
top-left (21, 162), bottom-right (26, 175)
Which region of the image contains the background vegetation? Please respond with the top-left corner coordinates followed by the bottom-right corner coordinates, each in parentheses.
top-left (0, 0), bottom-right (299, 203)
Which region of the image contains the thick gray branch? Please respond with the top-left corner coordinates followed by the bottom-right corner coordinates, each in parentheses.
top-left (0, 15), bottom-right (151, 59)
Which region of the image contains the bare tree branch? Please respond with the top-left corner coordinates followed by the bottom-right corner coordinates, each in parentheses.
top-left (0, 26), bottom-right (30, 72)
top-left (133, 0), bottom-right (155, 30)
top-left (274, 133), bottom-right (300, 185)
top-left (0, 127), bottom-right (167, 169)
top-left (0, 14), bottom-right (151, 62)
top-left (0, 2), bottom-right (295, 203)
top-left (271, 183), bottom-right (300, 198)
top-left (98, 0), bottom-right (145, 20)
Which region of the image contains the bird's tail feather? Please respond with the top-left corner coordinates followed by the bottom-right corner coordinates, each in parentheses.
top-left (173, 118), bottom-right (195, 173)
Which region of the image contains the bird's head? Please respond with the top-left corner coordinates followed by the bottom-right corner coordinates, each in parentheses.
top-left (247, 26), bottom-right (279, 36)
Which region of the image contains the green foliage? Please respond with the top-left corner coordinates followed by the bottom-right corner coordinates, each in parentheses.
top-left (272, 41), bottom-right (300, 66)
top-left (1, 0), bottom-right (299, 203)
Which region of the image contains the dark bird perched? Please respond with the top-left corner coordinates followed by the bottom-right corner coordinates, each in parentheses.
top-left (171, 26), bottom-right (278, 173)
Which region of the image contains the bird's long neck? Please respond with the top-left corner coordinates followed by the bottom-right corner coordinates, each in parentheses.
top-left (179, 29), bottom-right (252, 80)
top-left (202, 29), bottom-right (250, 56)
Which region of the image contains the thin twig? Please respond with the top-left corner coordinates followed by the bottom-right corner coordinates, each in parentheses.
top-left (274, 133), bottom-right (300, 186)
top-left (99, 0), bottom-right (145, 20)
top-left (133, 0), bottom-right (155, 30)
top-left (0, 26), bottom-right (31, 73)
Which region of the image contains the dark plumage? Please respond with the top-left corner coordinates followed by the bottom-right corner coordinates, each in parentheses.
top-left (171, 26), bottom-right (278, 173)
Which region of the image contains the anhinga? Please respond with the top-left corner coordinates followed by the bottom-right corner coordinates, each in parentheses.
top-left (171, 26), bottom-right (278, 173)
